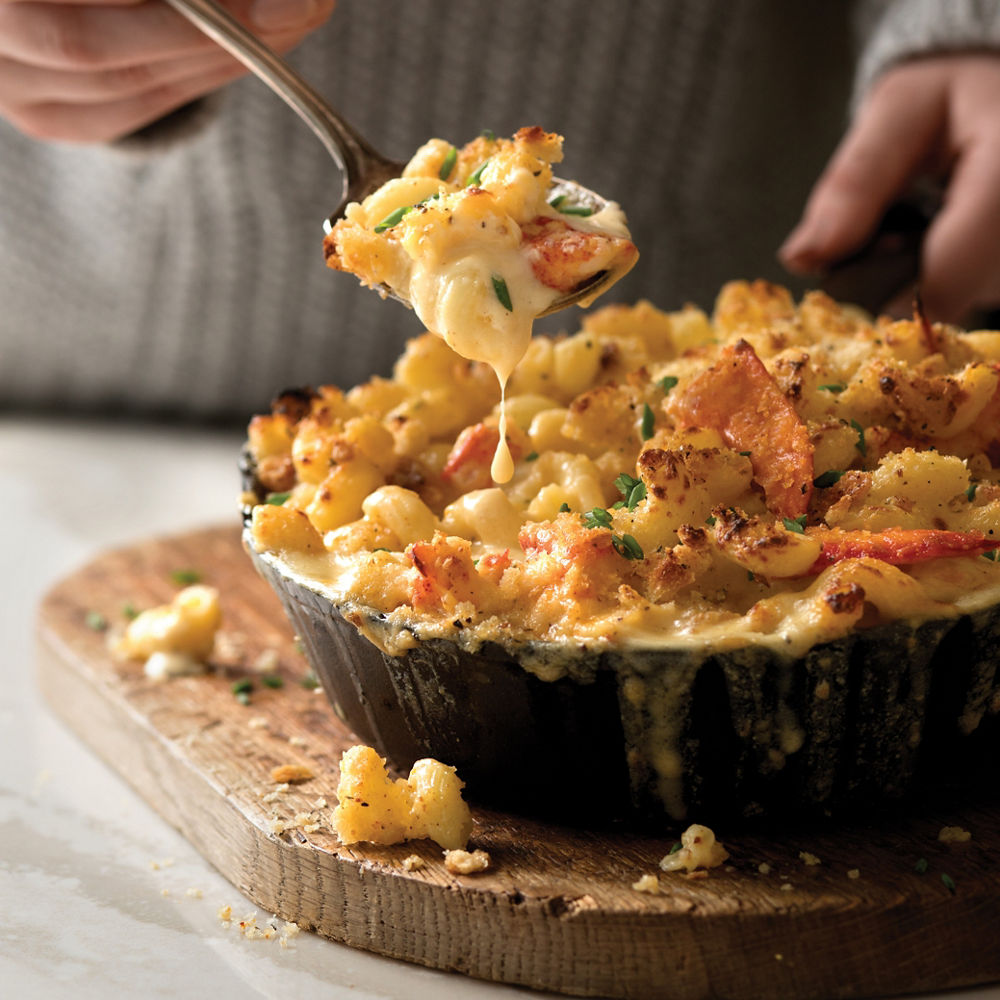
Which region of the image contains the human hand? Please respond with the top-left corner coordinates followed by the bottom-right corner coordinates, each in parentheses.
top-left (780, 55), bottom-right (1000, 324)
top-left (0, 0), bottom-right (334, 143)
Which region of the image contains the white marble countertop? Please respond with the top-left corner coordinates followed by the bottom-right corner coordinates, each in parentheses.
top-left (2, 415), bottom-right (998, 1000)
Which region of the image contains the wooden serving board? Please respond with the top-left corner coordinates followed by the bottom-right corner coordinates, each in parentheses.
top-left (37, 526), bottom-right (1000, 1000)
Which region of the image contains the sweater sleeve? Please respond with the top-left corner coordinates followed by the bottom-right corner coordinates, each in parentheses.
top-left (853, 0), bottom-right (1000, 107)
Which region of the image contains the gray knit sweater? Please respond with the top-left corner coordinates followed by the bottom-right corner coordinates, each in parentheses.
top-left (2, 0), bottom-right (998, 421)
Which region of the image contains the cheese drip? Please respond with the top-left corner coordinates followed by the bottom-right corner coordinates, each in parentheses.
top-left (410, 248), bottom-right (556, 483)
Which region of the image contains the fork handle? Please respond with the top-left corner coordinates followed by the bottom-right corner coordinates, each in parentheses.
top-left (163, 0), bottom-right (385, 200)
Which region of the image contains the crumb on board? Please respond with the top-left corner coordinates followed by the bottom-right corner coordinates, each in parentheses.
top-left (799, 851), bottom-right (821, 866)
top-left (444, 849), bottom-right (490, 875)
top-left (632, 874), bottom-right (660, 894)
top-left (780, 883), bottom-right (794, 892)
top-left (261, 783), bottom-right (289, 803)
top-left (271, 764), bottom-right (314, 784)
top-left (289, 736), bottom-right (308, 748)
top-left (253, 648), bottom-right (281, 673)
top-left (938, 826), bottom-right (972, 843)
top-left (247, 717), bottom-right (269, 730)
top-left (757, 862), bottom-right (772, 875)
top-left (660, 824), bottom-right (728, 873)
top-left (185, 887), bottom-right (203, 899)
top-left (847, 869), bottom-right (861, 879)
top-left (402, 855), bottom-right (426, 871)
top-left (218, 904), bottom-right (233, 926)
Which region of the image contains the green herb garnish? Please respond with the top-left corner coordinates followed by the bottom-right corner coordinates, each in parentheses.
top-left (122, 603), bottom-right (140, 621)
top-left (668, 841), bottom-right (682, 856)
top-left (557, 204), bottom-right (595, 217)
top-left (966, 483), bottom-right (978, 502)
top-left (480, 129), bottom-right (496, 142)
top-left (492, 274), bottom-right (513, 311)
top-left (915, 857), bottom-right (929, 874)
top-left (85, 610), bottom-right (108, 631)
top-left (705, 515), bottom-right (717, 527)
top-left (783, 515), bottom-right (807, 534)
top-left (373, 204), bottom-right (413, 233)
top-left (439, 145), bottom-right (457, 180)
top-left (818, 383), bottom-right (846, 394)
top-left (640, 403), bottom-right (655, 441)
top-left (300, 672), bottom-right (320, 690)
top-left (984, 550), bottom-right (998, 562)
top-left (739, 450), bottom-right (752, 457)
top-left (813, 469), bottom-right (845, 488)
top-left (466, 159), bottom-right (491, 187)
top-left (261, 674), bottom-right (284, 689)
top-left (558, 502), bottom-right (571, 513)
top-left (941, 872), bottom-right (957, 893)
top-left (231, 678), bottom-right (253, 696)
top-left (548, 194), bottom-right (566, 209)
top-left (524, 451), bottom-right (539, 462)
top-left (265, 491), bottom-right (291, 506)
top-left (170, 569), bottom-right (202, 586)
top-left (612, 533), bottom-right (644, 560)
top-left (850, 419), bottom-right (867, 457)
top-left (657, 375), bottom-right (679, 394)
top-left (614, 472), bottom-right (647, 510)
top-left (582, 507), bottom-right (614, 529)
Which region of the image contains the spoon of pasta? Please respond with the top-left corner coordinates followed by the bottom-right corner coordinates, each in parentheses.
top-left (163, 0), bottom-right (636, 318)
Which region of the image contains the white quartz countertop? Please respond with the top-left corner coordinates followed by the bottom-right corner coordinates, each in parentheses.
top-left (2, 416), bottom-right (998, 1000)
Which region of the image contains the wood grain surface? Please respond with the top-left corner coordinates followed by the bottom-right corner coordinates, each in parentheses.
top-left (36, 525), bottom-right (1000, 1000)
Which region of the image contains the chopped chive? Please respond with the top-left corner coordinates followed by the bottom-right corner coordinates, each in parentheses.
top-left (261, 674), bottom-right (284, 689)
top-left (300, 672), bottom-right (319, 690)
top-left (492, 274), bottom-right (513, 311)
top-left (439, 145), bottom-right (457, 180)
top-left (171, 569), bottom-right (202, 585)
top-left (941, 872), bottom-right (956, 893)
top-left (783, 515), bottom-right (807, 534)
top-left (818, 383), bottom-right (846, 394)
top-left (706, 515), bottom-right (717, 527)
top-left (657, 375), bottom-right (679, 395)
top-left (480, 129), bottom-right (496, 142)
top-left (265, 491), bottom-right (291, 506)
top-left (85, 610), bottom-right (108, 631)
top-left (558, 502), bottom-right (571, 513)
top-left (373, 205), bottom-right (414, 233)
top-left (466, 159), bottom-right (491, 187)
top-left (640, 403), bottom-right (655, 441)
top-left (614, 472), bottom-right (646, 510)
top-left (915, 857), bottom-right (929, 874)
top-left (231, 678), bottom-right (253, 696)
top-left (739, 450), bottom-right (752, 457)
top-left (558, 205), bottom-right (595, 217)
top-left (814, 469), bottom-right (844, 488)
top-left (582, 507), bottom-right (613, 529)
top-left (524, 451), bottom-right (539, 462)
top-left (849, 419), bottom-right (867, 457)
top-left (122, 603), bottom-right (140, 621)
top-left (548, 194), bottom-right (567, 210)
top-left (235, 691), bottom-right (251, 706)
top-left (966, 483), bottom-right (978, 502)
top-left (984, 550), bottom-right (998, 562)
top-left (669, 841), bottom-right (682, 855)
top-left (613, 533), bottom-right (644, 560)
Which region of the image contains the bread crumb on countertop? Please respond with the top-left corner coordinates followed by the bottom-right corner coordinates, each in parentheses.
top-left (402, 855), bottom-right (426, 871)
top-left (270, 764), bottom-right (314, 784)
top-left (632, 874), bottom-right (660, 894)
top-left (938, 826), bottom-right (972, 843)
top-left (444, 849), bottom-right (490, 875)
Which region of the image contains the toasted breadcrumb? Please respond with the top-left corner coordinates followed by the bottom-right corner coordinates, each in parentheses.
top-left (289, 736), bottom-right (308, 748)
top-left (799, 851), bottom-right (821, 866)
top-left (402, 854), bottom-right (426, 871)
top-left (780, 883), bottom-right (794, 892)
top-left (247, 716), bottom-right (269, 729)
top-left (253, 649), bottom-right (281, 673)
top-left (632, 874), bottom-right (660, 894)
top-left (218, 904), bottom-right (233, 926)
top-left (271, 764), bottom-right (314, 784)
top-left (938, 826), bottom-right (972, 843)
top-left (444, 848), bottom-right (490, 874)
top-left (757, 862), bottom-right (772, 875)
top-left (847, 869), bottom-right (861, 879)
top-left (185, 887), bottom-right (203, 899)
